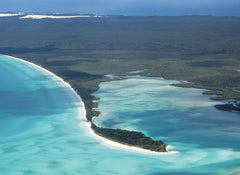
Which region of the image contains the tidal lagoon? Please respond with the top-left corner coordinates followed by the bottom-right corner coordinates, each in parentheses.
top-left (0, 55), bottom-right (240, 174)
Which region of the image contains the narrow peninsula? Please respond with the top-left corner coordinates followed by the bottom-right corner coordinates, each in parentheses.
top-left (84, 93), bottom-right (168, 152)
top-left (6, 55), bottom-right (168, 153)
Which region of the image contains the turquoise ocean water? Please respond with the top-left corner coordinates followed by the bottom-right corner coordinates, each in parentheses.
top-left (0, 55), bottom-right (240, 175)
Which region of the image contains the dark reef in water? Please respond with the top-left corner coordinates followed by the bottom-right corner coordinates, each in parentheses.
top-left (215, 104), bottom-right (240, 112)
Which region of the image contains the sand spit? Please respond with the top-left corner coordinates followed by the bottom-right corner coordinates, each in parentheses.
top-left (4, 54), bottom-right (178, 155)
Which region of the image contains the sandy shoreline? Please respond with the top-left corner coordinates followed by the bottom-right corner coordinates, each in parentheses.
top-left (85, 121), bottom-right (178, 155)
top-left (3, 54), bottom-right (178, 155)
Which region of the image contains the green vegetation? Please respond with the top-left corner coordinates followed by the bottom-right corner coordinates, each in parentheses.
top-left (91, 123), bottom-right (168, 152)
top-left (0, 15), bottom-right (240, 152)
top-left (0, 16), bottom-right (239, 101)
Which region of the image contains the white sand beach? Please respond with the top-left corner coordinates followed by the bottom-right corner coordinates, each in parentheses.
top-left (5, 54), bottom-right (178, 155)
top-left (85, 121), bottom-right (178, 155)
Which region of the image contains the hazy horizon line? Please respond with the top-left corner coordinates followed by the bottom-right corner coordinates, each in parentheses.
top-left (0, 12), bottom-right (240, 17)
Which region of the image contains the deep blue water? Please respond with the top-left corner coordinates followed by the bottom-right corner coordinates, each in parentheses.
top-left (0, 55), bottom-right (240, 175)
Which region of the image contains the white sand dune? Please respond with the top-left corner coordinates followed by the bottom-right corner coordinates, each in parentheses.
top-left (20, 14), bottom-right (100, 19)
top-left (0, 13), bottom-right (22, 17)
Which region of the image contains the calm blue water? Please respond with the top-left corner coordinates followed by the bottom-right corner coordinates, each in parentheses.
top-left (0, 55), bottom-right (240, 175)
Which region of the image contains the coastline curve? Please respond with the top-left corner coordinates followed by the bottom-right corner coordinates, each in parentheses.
top-left (3, 54), bottom-right (177, 155)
